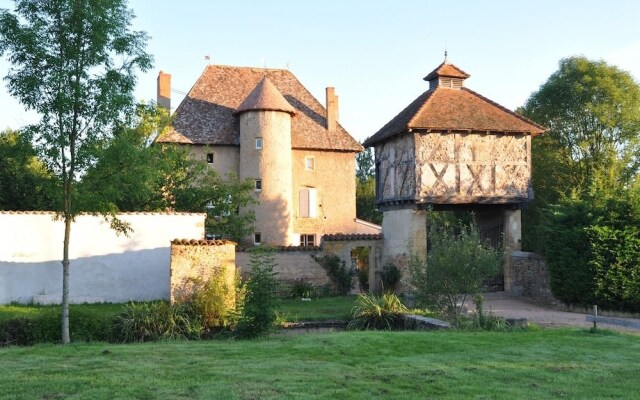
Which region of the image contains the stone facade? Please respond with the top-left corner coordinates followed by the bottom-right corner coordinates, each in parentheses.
top-left (156, 67), bottom-right (364, 249)
top-left (169, 240), bottom-right (236, 304)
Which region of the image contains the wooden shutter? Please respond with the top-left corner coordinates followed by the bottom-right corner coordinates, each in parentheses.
top-left (299, 188), bottom-right (309, 218)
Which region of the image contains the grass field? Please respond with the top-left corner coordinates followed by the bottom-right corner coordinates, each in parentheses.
top-left (1, 329), bottom-right (639, 399)
top-left (275, 296), bottom-right (356, 322)
top-left (0, 296), bottom-right (357, 324)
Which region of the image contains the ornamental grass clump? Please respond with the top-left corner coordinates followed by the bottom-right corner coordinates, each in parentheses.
top-left (113, 302), bottom-right (202, 343)
top-left (348, 292), bottom-right (408, 331)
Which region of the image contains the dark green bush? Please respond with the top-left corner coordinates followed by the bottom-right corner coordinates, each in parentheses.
top-left (235, 247), bottom-right (278, 339)
top-left (588, 225), bottom-right (640, 312)
top-left (314, 254), bottom-right (354, 295)
top-left (347, 292), bottom-right (408, 331)
top-left (543, 199), bottom-right (596, 306)
top-left (0, 307), bottom-right (114, 346)
top-left (380, 264), bottom-right (401, 292)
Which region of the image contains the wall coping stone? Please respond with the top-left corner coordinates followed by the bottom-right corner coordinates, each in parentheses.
top-left (511, 251), bottom-right (545, 260)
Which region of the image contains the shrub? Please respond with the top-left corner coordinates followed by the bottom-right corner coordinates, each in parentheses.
top-left (190, 272), bottom-right (238, 332)
top-left (347, 292), bottom-right (408, 331)
top-left (543, 199), bottom-right (596, 306)
top-left (0, 307), bottom-right (115, 346)
top-left (289, 278), bottom-right (314, 298)
top-left (314, 254), bottom-right (354, 295)
top-left (410, 219), bottom-right (502, 326)
top-left (588, 225), bottom-right (640, 312)
top-left (471, 294), bottom-right (511, 332)
top-left (235, 247), bottom-right (279, 339)
top-left (113, 302), bottom-right (201, 343)
top-left (380, 264), bottom-right (401, 292)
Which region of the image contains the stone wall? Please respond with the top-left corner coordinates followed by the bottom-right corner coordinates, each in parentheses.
top-left (169, 240), bottom-right (236, 304)
top-left (236, 248), bottom-right (330, 290)
top-left (509, 251), bottom-right (555, 303)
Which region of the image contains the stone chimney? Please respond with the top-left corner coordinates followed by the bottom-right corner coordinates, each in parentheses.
top-left (326, 87), bottom-right (339, 131)
top-left (157, 71), bottom-right (171, 111)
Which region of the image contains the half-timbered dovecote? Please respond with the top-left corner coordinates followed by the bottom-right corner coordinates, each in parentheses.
top-left (364, 59), bottom-right (546, 211)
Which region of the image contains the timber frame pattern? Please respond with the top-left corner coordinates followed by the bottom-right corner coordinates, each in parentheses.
top-left (375, 130), bottom-right (532, 210)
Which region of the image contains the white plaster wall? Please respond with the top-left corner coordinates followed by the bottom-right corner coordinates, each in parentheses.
top-left (0, 212), bottom-right (205, 304)
top-left (355, 219), bottom-right (382, 235)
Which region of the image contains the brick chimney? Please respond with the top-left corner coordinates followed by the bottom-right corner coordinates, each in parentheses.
top-left (326, 87), bottom-right (339, 131)
top-left (157, 71), bottom-right (171, 111)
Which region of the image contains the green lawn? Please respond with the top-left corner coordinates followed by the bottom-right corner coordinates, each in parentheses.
top-left (0, 303), bottom-right (124, 323)
top-left (1, 329), bottom-right (639, 399)
top-left (275, 296), bottom-right (356, 322)
top-left (0, 297), bottom-right (356, 324)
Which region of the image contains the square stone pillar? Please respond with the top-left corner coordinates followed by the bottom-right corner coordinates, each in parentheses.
top-left (379, 209), bottom-right (427, 293)
top-left (503, 209), bottom-right (522, 292)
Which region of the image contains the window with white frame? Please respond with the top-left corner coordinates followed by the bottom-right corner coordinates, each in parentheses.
top-left (255, 179), bottom-right (262, 192)
top-left (300, 234), bottom-right (316, 247)
top-left (305, 156), bottom-right (315, 171)
top-left (299, 187), bottom-right (317, 218)
top-left (254, 233), bottom-right (261, 245)
top-left (255, 137), bottom-right (263, 150)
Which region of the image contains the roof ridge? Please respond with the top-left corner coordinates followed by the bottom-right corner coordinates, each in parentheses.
top-left (460, 87), bottom-right (546, 134)
top-left (407, 88), bottom-right (438, 128)
top-left (206, 64), bottom-right (290, 73)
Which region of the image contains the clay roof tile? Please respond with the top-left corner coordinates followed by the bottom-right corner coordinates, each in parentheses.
top-left (235, 77), bottom-right (296, 116)
top-left (157, 65), bottom-right (362, 152)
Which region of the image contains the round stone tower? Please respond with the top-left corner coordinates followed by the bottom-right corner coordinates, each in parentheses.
top-left (235, 77), bottom-right (297, 246)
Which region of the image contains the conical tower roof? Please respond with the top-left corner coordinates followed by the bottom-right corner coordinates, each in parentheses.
top-left (235, 77), bottom-right (296, 115)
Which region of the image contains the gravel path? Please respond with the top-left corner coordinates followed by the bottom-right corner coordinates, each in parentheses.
top-left (475, 293), bottom-right (640, 332)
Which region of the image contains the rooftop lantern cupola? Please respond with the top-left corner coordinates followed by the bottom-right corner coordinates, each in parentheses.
top-left (423, 52), bottom-right (470, 90)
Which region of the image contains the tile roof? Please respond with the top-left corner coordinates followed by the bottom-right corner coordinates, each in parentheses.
top-left (322, 233), bottom-right (383, 241)
top-left (236, 245), bottom-right (321, 252)
top-left (235, 77), bottom-right (296, 116)
top-left (423, 61), bottom-right (470, 81)
top-left (157, 65), bottom-right (362, 152)
top-left (172, 239), bottom-right (236, 246)
top-left (364, 85), bottom-right (546, 147)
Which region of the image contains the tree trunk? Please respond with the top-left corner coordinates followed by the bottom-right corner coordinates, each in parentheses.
top-left (61, 215), bottom-right (71, 344)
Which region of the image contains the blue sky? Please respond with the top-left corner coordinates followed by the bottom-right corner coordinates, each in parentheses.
top-left (1, 0), bottom-right (639, 142)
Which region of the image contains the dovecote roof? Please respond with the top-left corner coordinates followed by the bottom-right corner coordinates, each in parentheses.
top-left (364, 61), bottom-right (546, 147)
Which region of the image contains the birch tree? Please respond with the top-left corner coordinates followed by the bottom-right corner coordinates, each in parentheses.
top-left (0, 0), bottom-right (151, 343)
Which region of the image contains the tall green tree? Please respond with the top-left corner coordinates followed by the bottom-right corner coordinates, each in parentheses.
top-left (0, 129), bottom-right (56, 210)
top-left (520, 57), bottom-right (640, 251)
top-left (0, 0), bottom-right (152, 343)
top-left (78, 103), bottom-right (257, 242)
top-left (356, 144), bottom-right (382, 225)
top-left (522, 56), bottom-right (640, 203)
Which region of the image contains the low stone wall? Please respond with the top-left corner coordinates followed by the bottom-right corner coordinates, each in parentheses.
top-left (509, 251), bottom-right (555, 303)
top-left (236, 248), bottom-right (329, 291)
top-left (169, 240), bottom-right (236, 304)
